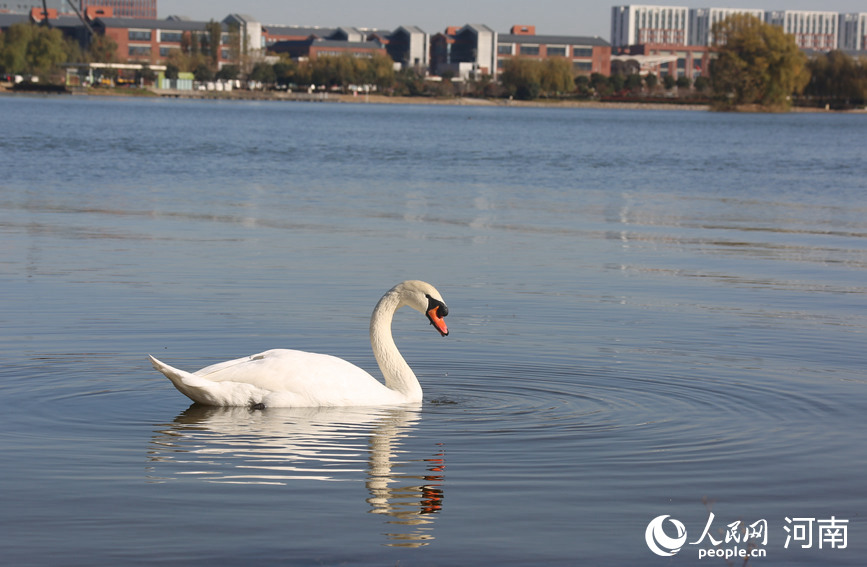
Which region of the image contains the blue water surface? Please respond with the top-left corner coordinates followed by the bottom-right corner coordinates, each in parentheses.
top-left (1, 95), bottom-right (865, 565)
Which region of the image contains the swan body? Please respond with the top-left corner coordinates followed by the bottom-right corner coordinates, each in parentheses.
top-left (149, 280), bottom-right (449, 408)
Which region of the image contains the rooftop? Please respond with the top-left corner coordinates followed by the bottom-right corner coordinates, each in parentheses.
top-left (499, 33), bottom-right (610, 46)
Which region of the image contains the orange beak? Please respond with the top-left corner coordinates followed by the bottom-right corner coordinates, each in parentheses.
top-left (427, 306), bottom-right (449, 337)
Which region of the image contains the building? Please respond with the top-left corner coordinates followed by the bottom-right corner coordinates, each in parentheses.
top-left (611, 5), bottom-right (689, 47)
top-left (269, 36), bottom-right (387, 61)
top-left (80, 1), bottom-right (156, 19)
top-left (262, 25), bottom-right (336, 48)
top-left (609, 5), bottom-right (862, 77)
top-left (0, 0), bottom-right (64, 13)
top-left (765, 10), bottom-right (839, 50)
top-left (838, 12), bottom-right (866, 51)
top-left (497, 25), bottom-right (610, 75)
top-left (385, 25), bottom-right (429, 70)
top-left (262, 24), bottom-right (429, 71)
top-left (430, 24), bottom-right (497, 78)
top-left (91, 16), bottom-right (237, 67)
top-left (223, 13), bottom-right (263, 55)
top-left (689, 7), bottom-right (764, 46)
top-left (614, 43), bottom-right (711, 78)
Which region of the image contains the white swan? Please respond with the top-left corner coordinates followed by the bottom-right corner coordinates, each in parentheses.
top-left (148, 280), bottom-right (449, 408)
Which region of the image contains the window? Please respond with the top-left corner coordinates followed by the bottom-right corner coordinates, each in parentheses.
top-left (520, 44), bottom-right (539, 55)
top-left (498, 44), bottom-right (513, 55)
top-left (573, 61), bottom-right (592, 71)
top-left (160, 47), bottom-right (179, 57)
top-left (128, 45), bottom-right (151, 56)
top-left (547, 46), bottom-right (566, 57)
top-left (129, 30), bottom-right (152, 41)
top-left (160, 31), bottom-right (183, 43)
top-left (573, 46), bottom-right (593, 58)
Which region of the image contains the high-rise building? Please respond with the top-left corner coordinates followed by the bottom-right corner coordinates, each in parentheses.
top-left (79, 1), bottom-right (156, 19)
top-left (839, 12), bottom-right (867, 51)
top-left (765, 10), bottom-right (838, 50)
top-left (611, 5), bottom-right (689, 47)
top-left (689, 7), bottom-right (764, 46)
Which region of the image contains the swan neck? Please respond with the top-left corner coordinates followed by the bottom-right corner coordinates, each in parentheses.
top-left (370, 290), bottom-right (422, 402)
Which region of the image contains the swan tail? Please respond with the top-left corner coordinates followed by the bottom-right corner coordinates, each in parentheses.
top-left (148, 355), bottom-right (211, 404)
top-left (148, 355), bottom-right (268, 407)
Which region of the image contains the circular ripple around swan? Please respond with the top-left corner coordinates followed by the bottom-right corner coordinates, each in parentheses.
top-left (417, 358), bottom-right (836, 468)
top-left (0, 353), bottom-right (188, 444)
top-left (3, 353), bottom-right (841, 474)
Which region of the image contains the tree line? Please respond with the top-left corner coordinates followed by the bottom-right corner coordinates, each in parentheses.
top-left (2, 17), bottom-right (865, 110)
top-left (1, 22), bottom-right (81, 79)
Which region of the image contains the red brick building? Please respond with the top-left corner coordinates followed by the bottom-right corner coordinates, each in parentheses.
top-left (263, 25), bottom-right (337, 49)
top-left (497, 25), bottom-right (611, 76)
top-left (267, 28), bottom-right (388, 60)
top-left (92, 16), bottom-right (236, 67)
top-left (269, 36), bottom-right (387, 60)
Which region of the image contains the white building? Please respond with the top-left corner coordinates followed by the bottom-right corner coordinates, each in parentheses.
top-left (765, 10), bottom-right (839, 50)
top-left (689, 7), bottom-right (765, 46)
top-left (611, 5), bottom-right (690, 47)
top-left (839, 12), bottom-right (867, 51)
top-left (388, 25), bottom-right (430, 70)
top-left (223, 14), bottom-right (264, 53)
top-left (452, 24), bottom-right (498, 77)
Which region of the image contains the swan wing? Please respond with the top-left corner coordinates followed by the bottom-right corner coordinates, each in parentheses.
top-left (151, 350), bottom-right (403, 407)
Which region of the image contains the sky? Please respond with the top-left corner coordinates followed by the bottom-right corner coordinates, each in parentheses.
top-left (158, 1), bottom-right (867, 39)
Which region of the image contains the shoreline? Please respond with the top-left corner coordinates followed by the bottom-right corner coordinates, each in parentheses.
top-left (2, 83), bottom-right (864, 113)
top-left (331, 93), bottom-right (713, 111)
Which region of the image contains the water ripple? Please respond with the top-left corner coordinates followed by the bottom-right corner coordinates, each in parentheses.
top-left (422, 359), bottom-right (837, 469)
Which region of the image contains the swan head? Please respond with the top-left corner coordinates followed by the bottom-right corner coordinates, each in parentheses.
top-left (393, 280), bottom-right (449, 337)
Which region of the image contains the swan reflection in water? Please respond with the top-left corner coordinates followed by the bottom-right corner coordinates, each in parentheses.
top-left (147, 404), bottom-right (444, 547)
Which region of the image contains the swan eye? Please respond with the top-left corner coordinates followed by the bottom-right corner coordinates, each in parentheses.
top-left (426, 296), bottom-right (448, 317)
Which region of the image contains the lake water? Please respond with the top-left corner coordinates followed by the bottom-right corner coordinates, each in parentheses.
top-left (1, 95), bottom-right (865, 565)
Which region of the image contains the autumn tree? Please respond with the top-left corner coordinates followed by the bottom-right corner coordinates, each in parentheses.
top-left (539, 58), bottom-right (573, 96)
top-left (710, 14), bottom-right (809, 110)
top-left (574, 74), bottom-right (591, 97)
top-left (248, 61), bottom-right (275, 85)
top-left (0, 22), bottom-right (71, 78)
top-left (309, 55), bottom-right (354, 90)
top-left (205, 20), bottom-right (222, 67)
top-left (87, 34), bottom-right (118, 64)
top-left (499, 58), bottom-right (541, 99)
top-left (590, 72), bottom-right (612, 96)
top-left (163, 45), bottom-right (209, 75)
top-left (500, 58), bottom-right (576, 99)
top-left (804, 50), bottom-right (867, 108)
top-left (395, 67), bottom-right (425, 96)
top-left (361, 53), bottom-right (396, 91)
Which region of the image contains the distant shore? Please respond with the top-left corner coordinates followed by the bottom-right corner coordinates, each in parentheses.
top-left (331, 93), bottom-right (714, 111)
top-left (0, 84), bottom-right (715, 111)
top-left (3, 82), bottom-right (863, 113)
